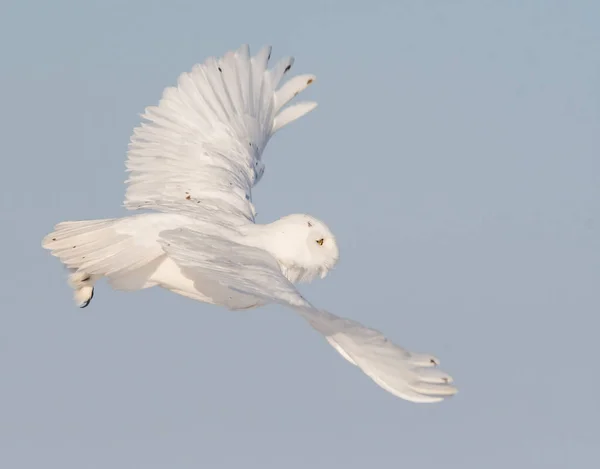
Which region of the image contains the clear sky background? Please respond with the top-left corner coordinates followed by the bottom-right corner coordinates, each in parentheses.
top-left (1, 1), bottom-right (598, 468)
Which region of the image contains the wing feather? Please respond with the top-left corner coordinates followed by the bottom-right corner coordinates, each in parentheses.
top-left (124, 45), bottom-right (317, 222)
top-left (159, 228), bottom-right (458, 403)
top-left (274, 74), bottom-right (316, 113)
top-left (273, 102), bottom-right (319, 134)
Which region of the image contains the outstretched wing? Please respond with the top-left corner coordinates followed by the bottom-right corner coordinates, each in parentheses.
top-left (124, 44), bottom-right (317, 223)
top-left (159, 228), bottom-right (458, 404)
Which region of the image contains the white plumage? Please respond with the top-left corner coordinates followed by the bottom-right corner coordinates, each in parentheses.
top-left (42, 45), bottom-right (458, 403)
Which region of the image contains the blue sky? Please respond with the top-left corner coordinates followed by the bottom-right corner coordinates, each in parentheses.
top-left (1, 1), bottom-right (599, 468)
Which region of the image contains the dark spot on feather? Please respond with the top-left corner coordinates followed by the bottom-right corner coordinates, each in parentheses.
top-left (218, 67), bottom-right (222, 72)
top-left (307, 78), bottom-right (313, 84)
top-left (81, 275), bottom-right (90, 282)
top-left (284, 64), bottom-right (291, 73)
top-left (307, 221), bottom-right (313, 227)
top-left (72, 245), bottom-right (76, 248)
top-left (52, 238), bottom-right (56, 241)
top-left (268, 51), bottom-right (271, 60)
top-left (185, 194), bottom-right (191, 200)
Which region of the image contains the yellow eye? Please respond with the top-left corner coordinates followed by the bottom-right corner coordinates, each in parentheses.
top-left (316, 238), bottom-right (324, 246)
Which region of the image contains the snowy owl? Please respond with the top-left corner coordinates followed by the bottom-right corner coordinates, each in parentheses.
top-left (42, 45), bottom-right (458, 403)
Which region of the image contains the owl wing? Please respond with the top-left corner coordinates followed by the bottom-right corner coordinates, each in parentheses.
top-left (124, 44), bottom-right (317, 223)
top-left (159, 227), bottom-right (458, 404)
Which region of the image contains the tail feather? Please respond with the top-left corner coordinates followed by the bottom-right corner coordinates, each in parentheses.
top-left (107, 256), bottom-right (165, 291)
top-left (42, 217), bottom-right (164, 306)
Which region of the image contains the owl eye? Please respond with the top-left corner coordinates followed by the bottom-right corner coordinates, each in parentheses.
top-left (316, 238), bottom-right (324, 246)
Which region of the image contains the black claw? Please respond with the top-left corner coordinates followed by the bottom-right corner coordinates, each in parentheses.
top-left (79, 288), bottom-right (94, 308)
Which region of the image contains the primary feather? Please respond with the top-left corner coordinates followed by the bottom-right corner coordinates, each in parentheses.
top-left (42, 45), bottom-right (458, 404)
top-left (124, 45), bottom-right (316, 221)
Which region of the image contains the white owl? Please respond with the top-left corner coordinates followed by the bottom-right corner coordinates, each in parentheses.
top-left (42, 45), bottom-right (458, 403)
